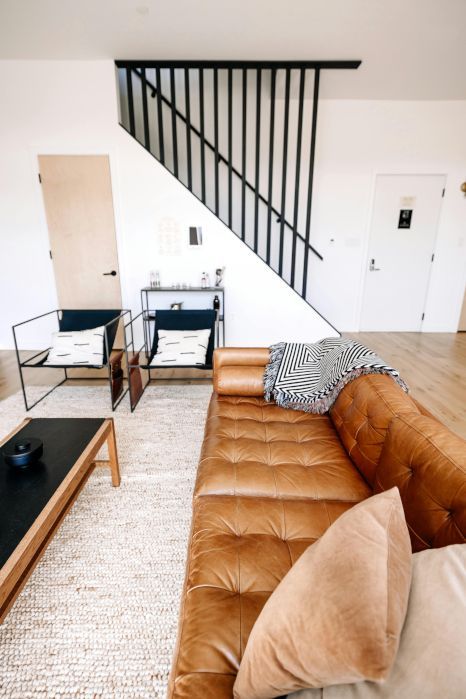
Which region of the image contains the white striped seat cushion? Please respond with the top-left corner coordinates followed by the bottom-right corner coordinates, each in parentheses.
top-left (44, 326), bottom-right (105, 366)
top-left (150, 328), bottom-right (211, 367)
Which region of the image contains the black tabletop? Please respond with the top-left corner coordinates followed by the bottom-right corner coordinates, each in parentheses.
top-left (0, 418), bottom-right (105, 569)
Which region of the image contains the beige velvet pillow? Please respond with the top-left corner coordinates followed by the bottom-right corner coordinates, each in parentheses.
top-left (292, 544), bottom-right (466, 699)
top-left (233, 488), bottom-right (412, 699)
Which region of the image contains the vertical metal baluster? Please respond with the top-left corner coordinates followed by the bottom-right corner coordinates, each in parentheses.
top-left (199, 68), bottom-right (206, 203)
top-left (302, 68), bottom-right (321, 299)
top-left (184, 68), bottom-right (192, 190)
top-left (141, 68), bottom-right (150, 151)
top-left (253, 68), bottom-right (262, 253)
top-left (170, 68), bottom-right (178, 177)
top-left (241, 68), bottom-right (247, 241)
top-left (126, 68), bottom-right (135, 136)
top-left (213, 68), bottom-right (219, 215)
top-left (228, 68), bottom-right (233, 228)
top-left (279, 68), bottom-right (291, 276)
top-left (290, 68), bottom-right (306, 287)
top-left (266, 69), bottom-right (276, 265)
top-left (155, 66), bottom-right (165, 165)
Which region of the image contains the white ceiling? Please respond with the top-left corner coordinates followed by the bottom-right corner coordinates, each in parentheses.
top-left (1, 0), bottom-right (465, 99)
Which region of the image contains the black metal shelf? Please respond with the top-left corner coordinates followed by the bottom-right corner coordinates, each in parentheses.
top-left (141, 286), bottom-right (224, 292)
top-left (140, 286), bottom-right (225, 346)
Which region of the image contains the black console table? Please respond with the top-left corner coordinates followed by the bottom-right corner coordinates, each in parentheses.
top-left (140, 286), bottom-right (225, 346)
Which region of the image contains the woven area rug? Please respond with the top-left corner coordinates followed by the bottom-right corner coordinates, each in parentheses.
top-left (0, 385), bottom-right (212, 699)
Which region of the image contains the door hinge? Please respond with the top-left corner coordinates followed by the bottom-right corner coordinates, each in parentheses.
top-left (49, 250), bottom-right (53, 259)
top-left (442, 188), bottom-right (445, 197)
top-left (38, 173), bottom-right (42, 184)
top-left (431, 253), bottom-right (435, 262)
top-left (421, 312), bottom-right (425, 321)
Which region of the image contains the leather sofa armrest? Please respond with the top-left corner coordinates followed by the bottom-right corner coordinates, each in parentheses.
top-left (213, 347), bottom-right (269, 396)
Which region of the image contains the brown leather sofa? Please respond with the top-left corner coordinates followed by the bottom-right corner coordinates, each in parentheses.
top-left (168, 348), bottom-right (466, 699)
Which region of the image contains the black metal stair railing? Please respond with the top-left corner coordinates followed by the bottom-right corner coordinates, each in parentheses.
top-left (115, 60), bottom-right (360, 325)
top-left (128, 67), bottom-right (324, 262)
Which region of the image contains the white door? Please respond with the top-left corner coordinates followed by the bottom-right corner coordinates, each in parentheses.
top-left (360, 174), bottom-right (445, 331)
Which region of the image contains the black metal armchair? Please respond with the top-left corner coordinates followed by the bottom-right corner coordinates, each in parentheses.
top-left (12, 308), bottom-right (132, 411)
top-left (124, 309), bottom-right (217, 411)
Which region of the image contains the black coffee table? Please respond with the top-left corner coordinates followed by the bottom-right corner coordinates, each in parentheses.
top-left (0, 417), bottom-right (120, 623)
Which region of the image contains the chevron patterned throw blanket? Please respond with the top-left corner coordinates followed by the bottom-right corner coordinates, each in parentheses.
top-left (264, 338), bottom-right (408, 414)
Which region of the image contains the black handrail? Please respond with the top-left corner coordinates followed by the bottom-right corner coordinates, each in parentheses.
top-left (130, 68), bottom-right (324, 262)
top-left (116, 59), bottom-right (361, 70)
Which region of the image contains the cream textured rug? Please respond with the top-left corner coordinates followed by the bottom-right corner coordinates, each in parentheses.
top-left (0, 385), bottom-right (212, 699)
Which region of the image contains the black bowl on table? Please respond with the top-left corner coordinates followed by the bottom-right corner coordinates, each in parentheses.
top-left (3, 438), bottom-right (44, 469)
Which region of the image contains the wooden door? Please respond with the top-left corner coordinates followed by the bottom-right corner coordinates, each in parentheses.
top-left (360, 174), bottom-right (445, 331)
top-left (38, 155), bottom-right (122, 309)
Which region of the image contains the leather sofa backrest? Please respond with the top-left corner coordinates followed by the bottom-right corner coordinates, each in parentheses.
top-left (374, 412), bottom-right (466, 552)
top-left (329, 374), bottom-right (420, 486)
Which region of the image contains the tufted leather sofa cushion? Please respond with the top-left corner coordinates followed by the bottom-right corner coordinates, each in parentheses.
top-left (168, 495), bottom-right (358, 698)
top-left (329, 374), bottom-right (420, 487)
top-left (374, 413), bottom-right (466, 551)
top-left (196, 394), bottom-right (371, 502)
top-left (169, 390), bottom-right (372, 699)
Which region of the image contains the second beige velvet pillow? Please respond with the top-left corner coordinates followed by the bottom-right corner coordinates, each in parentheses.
top-left (233, 488), bottom-right (412, 699)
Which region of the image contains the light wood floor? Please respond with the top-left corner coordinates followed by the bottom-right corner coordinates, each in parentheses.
top-left (346, 333), bottom-right (466, 438)
top-left (1, 333), bottom-right (465, 437)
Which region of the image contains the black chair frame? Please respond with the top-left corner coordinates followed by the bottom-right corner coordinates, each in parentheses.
top-left (12, 308), bottom-right (133, 411)
top-left (124, 309), bottom-right (218, 412)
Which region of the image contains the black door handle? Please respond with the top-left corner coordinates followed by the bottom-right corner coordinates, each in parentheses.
top-left (103, 270), bottom-right (117, 276)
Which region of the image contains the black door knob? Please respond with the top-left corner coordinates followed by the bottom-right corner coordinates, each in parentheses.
top-left (103, 270), bottom-right (117, 276)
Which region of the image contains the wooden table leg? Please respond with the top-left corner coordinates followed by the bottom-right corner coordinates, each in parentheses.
top-left (106, 419), bottom-right (121, 487)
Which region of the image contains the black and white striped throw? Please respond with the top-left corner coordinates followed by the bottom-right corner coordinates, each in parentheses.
top-left (264, 338), bottom-right (408, 414)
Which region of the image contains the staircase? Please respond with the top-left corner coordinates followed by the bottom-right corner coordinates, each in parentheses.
top-left (115, 60), bottom-right (360, 332)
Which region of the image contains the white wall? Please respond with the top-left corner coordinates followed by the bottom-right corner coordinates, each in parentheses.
top-left (0, 60), bottom-right (336, 350)
top-left (0, 60), bottom-right (465, 350)
top-left (118, 68), bottom-right (466, 333)
top-left (115, 125), bottom-right (338, 347)
top-left (308, 99), bottom-right (466, 331)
